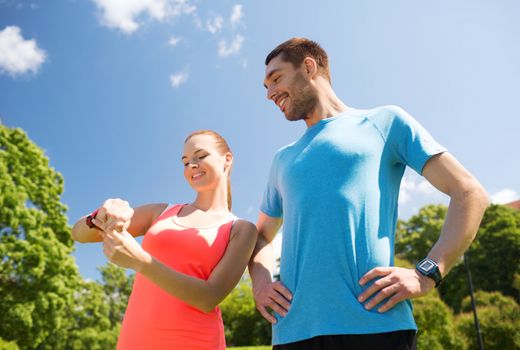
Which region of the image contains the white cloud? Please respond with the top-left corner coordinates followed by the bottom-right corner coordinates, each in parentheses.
top-left (169, 68), bottom-right (189, 88)
top-left (218, 34), bottom-right (244, 57)
top-left (398, 170), bottom-right (450, 219)
top-left (491, 188), bottom-right (518, 204)
top-left (398, 176), bottom-right (415, 205)
top-left (417, 179), bottom-right (436, 195)
top-left (206, 15), bottom-right (223, 35)
top-left (170, 0), bottom-right (196, 17)
top-left (230, 4), bottom-right (243, 27)
top-left (0, 26), bottom-right (46, 76)
top-left (92, 0), bottom-right (196, 34)
top-left (399, 174), bottom-right (440, 206)
top-left (168, 35), bottom-right (182, 46)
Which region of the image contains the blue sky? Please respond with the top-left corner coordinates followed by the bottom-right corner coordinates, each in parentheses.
top-left (2, 0), bottom-right (519, 281)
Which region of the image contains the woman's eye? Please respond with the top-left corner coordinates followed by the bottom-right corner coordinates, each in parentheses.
top-left (198, 155), bottom-right (208, 160)
top-left (183, 163), bottom-right (189, 167)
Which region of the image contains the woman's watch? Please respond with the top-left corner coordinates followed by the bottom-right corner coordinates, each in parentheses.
top-left (86, 209), bottom-right (100, 229)
top-left (415, 258), bottom-right (442, 287)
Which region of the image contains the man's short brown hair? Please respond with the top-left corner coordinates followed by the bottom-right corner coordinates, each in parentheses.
top-left (265, 37), bottom-right (331, 83)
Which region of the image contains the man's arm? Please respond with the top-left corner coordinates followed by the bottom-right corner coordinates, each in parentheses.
top-left (248, 212), bottom-right (292, 324)
top-left (358, 152), bottom-right (489, 312)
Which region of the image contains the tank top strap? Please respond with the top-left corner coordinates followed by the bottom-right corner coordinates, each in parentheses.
top-left (149, 203), bottom-right (183, 227)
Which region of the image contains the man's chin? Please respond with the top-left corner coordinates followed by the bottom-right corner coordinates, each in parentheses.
top-left (284, 112), bottom-right (306, 122)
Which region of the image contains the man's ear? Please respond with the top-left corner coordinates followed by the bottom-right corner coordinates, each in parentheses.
top-left (303, 57), bottom-right (319, 78)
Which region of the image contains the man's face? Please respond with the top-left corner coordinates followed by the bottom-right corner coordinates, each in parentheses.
top-left (264, 55), bottom-right (318, 121)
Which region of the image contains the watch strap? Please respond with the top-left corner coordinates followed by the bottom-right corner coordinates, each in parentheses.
top-left (86, 209), bottom-right (100, 229)
top-left (416, 258), bottom-right (442, 287)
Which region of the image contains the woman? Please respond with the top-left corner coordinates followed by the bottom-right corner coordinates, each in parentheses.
top-left (71, 130), bottom-right (258, 350)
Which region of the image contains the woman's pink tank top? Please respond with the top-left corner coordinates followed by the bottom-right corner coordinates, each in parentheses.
top-left (116, 204), bottom-right (235, 350)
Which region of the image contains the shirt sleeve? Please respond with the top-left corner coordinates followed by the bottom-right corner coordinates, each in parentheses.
top-left (260, 152), bottom-right (283, 218)
top-left (385, 105), bottom-right (447, 175)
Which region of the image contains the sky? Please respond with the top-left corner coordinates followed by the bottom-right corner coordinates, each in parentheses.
top-left (1, 0), bottom-right (519, 281)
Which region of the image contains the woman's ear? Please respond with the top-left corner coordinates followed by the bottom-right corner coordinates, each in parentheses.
top-left (224, 152), bottom-right (233, 170)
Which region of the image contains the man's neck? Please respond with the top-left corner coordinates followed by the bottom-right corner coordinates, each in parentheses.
top-left (304, 90), bottom-right (349, 128)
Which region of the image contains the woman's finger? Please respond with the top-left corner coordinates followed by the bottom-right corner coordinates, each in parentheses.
top-left (114, 221), bottom-right (125, 233)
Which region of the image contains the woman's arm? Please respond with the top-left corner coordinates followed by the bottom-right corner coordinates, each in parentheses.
top-left (100, 219), bottom-right (258, 313)
top-left (71, 200), bottom-right (167, 243)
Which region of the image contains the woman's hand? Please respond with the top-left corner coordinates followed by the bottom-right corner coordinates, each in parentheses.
top-left (93, 218), bottom-right (151, 271)
top-left (95, 198), bottom-right (134, 233)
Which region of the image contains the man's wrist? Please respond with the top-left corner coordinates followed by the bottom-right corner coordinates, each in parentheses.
top-left (415, 269), bottom-right (436, 289)
top-left (415, 258), bottom-right (443, 287)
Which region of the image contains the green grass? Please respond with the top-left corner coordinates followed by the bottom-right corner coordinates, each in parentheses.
top-left (228, 347), bottom-right (271, 350)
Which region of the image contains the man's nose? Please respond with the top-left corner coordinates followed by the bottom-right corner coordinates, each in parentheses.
top-left (267, 87), bottom-right (276, 101)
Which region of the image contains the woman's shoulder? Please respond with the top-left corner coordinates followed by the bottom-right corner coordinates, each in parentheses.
top-left (229, 219), bottom-right (258, 239)
top-left (136, 203), bottom-right (176, 227)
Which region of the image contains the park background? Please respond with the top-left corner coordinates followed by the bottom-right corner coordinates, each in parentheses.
top-left (1, 0), bottom-right (519, 349)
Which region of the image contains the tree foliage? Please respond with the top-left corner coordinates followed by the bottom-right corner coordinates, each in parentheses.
top-left (396, 203), bottom-right (520, 311)
top-left (456, 291), bottom-right (520, 350)
top-left (0, 124), bottom-right (82, 349)
top-left (413, 291), bottom-right (466, 350)
top-left (221, 276), bottom-right (271, 346)
top-left (0, 124), bottom-right (134, 349)
top-left (396, 204), bottom-right (448, 264)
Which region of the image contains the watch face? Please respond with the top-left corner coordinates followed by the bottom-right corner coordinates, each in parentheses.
top-left (419, 260), bottom-right (435, 272)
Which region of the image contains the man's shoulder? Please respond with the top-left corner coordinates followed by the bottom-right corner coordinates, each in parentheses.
top-left (273, 140), bottom-right (298, 158)
top-left (355, 105), bottom-right (414, 136)
top-left (356, 104), bottom-right (407, 120)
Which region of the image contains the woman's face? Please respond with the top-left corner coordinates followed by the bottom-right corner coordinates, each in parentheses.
top-left (182, 134), bottom-right (231, 192)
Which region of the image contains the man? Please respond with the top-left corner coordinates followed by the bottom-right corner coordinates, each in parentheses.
top-left (248, 38), bottom-right (489, 350)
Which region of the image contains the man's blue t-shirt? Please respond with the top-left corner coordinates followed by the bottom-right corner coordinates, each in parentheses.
top-left (260, 105), bottom-right (447, 345)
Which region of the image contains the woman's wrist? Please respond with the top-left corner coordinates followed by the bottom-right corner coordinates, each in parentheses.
top-left (136, 250), bottom-right (153, 273)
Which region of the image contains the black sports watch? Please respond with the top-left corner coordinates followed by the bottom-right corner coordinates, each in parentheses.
top-left (416, 258), bottom-right (442, 287)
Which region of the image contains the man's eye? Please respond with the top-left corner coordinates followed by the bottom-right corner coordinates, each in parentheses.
top-left (274, 76), bottom-right (280, 83)
top-left (183, 163), bottom-right (189, 167)
top-left (198, 155), bottom-right (208, 160)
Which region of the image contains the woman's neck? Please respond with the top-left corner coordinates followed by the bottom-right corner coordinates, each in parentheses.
top-left (192, 186), bottom-right (229, 214)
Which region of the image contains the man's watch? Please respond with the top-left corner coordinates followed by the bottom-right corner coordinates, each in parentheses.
top-left (416, 258), bottom-right (442, 287)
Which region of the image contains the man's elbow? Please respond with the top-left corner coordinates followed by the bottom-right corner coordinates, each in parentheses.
top-left (471, 181), bottom-right (490, 210)
top-left (458, 179), bottom-right (489, 210)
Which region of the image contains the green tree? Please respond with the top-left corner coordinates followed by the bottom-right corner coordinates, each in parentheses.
top-left (62, 279), bottom-right (117, 350)
top-left (0, 338), bottom-right (19, 350)
top-left (456, 291), bottom-right (520, 350)
top-left (99, 262), bottom-right (134, 328)
top-left (58, 263), bottom-right (133, 349)
top-left (413, 292), bottom-right (467, 350)
top-left (396, 203), bottom-right (520, 311)
top-left (0, 124), bottom-right (132, 349)
top-left (441, 204), bottom-right (520, 311)
top-left (0, 124), bottom-right (83, 349)
top-left (395, 204), bottom-right (448, 263)
top-left (221, 275), bottom-right (271, 346)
